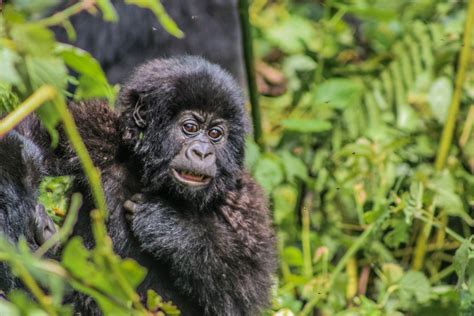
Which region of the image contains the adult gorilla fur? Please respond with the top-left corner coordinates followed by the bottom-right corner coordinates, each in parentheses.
top-left (0, 131), bottom-right (56, 292)
top-left (54, 0), bottom-right (245, 84)
top-left (41, 56), bottom-right (276, 315)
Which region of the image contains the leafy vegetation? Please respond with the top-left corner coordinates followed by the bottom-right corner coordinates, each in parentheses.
top-left (250, 1), bottom-right (474, 315)
top-left (0, 0), bottom-right (473, 315)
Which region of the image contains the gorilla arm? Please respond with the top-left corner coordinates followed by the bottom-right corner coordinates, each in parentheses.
top-left (124, 173), bottom-right (276, 316)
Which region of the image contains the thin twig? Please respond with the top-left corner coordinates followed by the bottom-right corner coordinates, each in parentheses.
top-left (0, 86), bottom-right (57, 138)
top-left (238, 0), bottom-right (264, 149)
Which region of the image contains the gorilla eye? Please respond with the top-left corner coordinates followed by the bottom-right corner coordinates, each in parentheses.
top-left (182, 121), bottom-right (199, 134)
top-left (208, 127), bottom-right (223, 141)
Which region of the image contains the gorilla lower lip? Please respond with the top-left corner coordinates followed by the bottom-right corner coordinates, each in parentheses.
top-left (172, 169), bottom-right (211, 186)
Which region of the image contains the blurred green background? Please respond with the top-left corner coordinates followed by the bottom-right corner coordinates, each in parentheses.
top-left (1, 0), bottom-right (474, 315)
top-left (247, 1), bottom-right (474, 315)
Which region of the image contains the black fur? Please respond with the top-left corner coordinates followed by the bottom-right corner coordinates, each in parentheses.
top-left (54, 0), bottom-right (245, 84)
top-left (0, 131), bottom-right (55, 292)
top-left (29, 57), bottom-right (275, 315)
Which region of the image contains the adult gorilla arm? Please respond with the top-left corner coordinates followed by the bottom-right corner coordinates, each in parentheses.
top-left (0, 131), bottom-right (56, 292)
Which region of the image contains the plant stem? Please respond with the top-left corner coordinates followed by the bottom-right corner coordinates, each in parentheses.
top-left (435, 0), bottom-right (474, 170)
top-left (14, 260), bottom-right (56, 315)
top-left (0, 85), bottom-right (57, 138)
top-left (238, 0), bottom-right (264, 149)
top-left (35, 193), bottom-right (83, 258)
top-left (300, 216), bottom-right (380, 315)
top-left (35, 1), bottom-right (96, 27)
top-left (413, 0), bottom-right (474, 270)
top-left (53, 98), bottom-right (108, 220)
top-left (302, 204), bottom-right (313, 278)
top-left (54, 99), bottom-right (146, 310)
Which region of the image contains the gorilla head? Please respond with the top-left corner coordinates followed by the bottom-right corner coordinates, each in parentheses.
top-left (118, 56), bottom-right (248, 206)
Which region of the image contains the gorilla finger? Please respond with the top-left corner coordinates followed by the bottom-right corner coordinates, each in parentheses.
top-left (34, 204), bottom-right (57, 245)
top-left (124, 200), bottom-right (140, 214)
top-left (131, 193), bottom-right (146, 204)
top-left (125, 213), bottom-right (134, 223)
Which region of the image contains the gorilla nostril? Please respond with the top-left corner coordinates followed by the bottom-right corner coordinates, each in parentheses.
top-left (192, 149), bottom-right (205, 159)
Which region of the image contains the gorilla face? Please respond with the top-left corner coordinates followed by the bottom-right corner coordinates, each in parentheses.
top-left (169, 110), bottom-right (226, 189)
top-left (118, 56), bottom-right (248, 206)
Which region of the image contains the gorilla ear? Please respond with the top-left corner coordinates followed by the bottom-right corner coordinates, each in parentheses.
top-left (132, 98), bottom-right (147, 128)
top-left (120, 89), bottom-right (147, 128)
top-left (118, 88), bottom-right (147, 146)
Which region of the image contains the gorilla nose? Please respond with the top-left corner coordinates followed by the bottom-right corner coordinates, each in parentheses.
top-left (187, 142), bottom-right (214, 161)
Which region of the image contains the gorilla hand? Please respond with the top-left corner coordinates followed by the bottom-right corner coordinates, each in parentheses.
top-left (32, 204), bottom-right (56, 246)
top-left (123, 193), bottom-right (146, 223)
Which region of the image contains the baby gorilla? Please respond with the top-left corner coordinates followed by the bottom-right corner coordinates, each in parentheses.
top-left (119, 57), bottom-right (276, 315)
top-left (41, 56), bottom-right (275, 315)
top-left (0, 131), bottom-right (56, 292)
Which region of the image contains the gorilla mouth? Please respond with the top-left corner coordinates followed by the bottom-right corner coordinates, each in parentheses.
top-left (172, 169), bottom-right (212, 186)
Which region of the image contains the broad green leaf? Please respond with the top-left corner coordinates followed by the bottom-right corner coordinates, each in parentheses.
top-left (398, 271), bottom-right (431, 304)
top-left (57, 44), bottom-right (114, 100)
top-left (313, 79), bottom-right (363, 109)
top-left (383, 219), bottom-right (409, 248)
top-left (10, 23), bottom-right (55, 56)
top-left (8, 291), bottom-right (47, 316)
top-left (265, 16), bottom-right (317, 54)
top-left (62, 237), bottom-right (96, 280)
top-left (0, 47), bottom-right (21, 85)
top-left (428, 77), bottom-right (452, 124)
top-left (0, 300), bottom-right (21, 316)
top-left (25, 56), bottom-right (67, 142)
top-left (282, 246), bottom-right (303, 267)
top-left (281, 119), bottom-right (332, 133)
top-left (273, 184), bottom-right (298, 225)
top-left (454, 237), bottom-right (473, 285)
top-left (430, 171), bottom-right (469, 221)
top-left (254, 155), bottom-right (284, 193)
top-left (10, 0), bottom-right (59, 14)
top-left (280, 151), bottom-right (308, 183)
top-left (244, 137), bottom-right (261, 171)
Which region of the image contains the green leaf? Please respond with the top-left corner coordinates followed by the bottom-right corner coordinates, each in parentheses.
top-left (430, 171), bottom-right (469, 221)
top-left (244, 137), bottom-right (261, 171)
top-left (0, 84), bottom-right (19, 113)
top-left (254, 155), bottom-right (284, 193)
top-left (280, 151), bottom-right (308, 183)
top-left (10, 0), bottom-right (59, 14)
top-left (282, 246), bottom-right (303, 267)
top-left (454, 237), bottom-right (473, 285)
top-left (24, 56), bottom-right (67, 143)
top-left (0, 300), bottom-right (21, 316)
top-left (273, 184), bottom-right (298, 225)
top-left (7, 291), bottom-right (47, 316)
top-left (281, 119), bottom-right (332, 133)
top-left (0, 47), bottom-right (21, 85)
top-left (383, 219), bottom-right (409, 248)
top-left (398, 271), bottom-right (431, 304)
top-left (313, 78), bottom-right (363, 109)
top-left (126, 0), bottom-right (184, 38)
top-left (57, 44), bottom-right (114, 100)
top-left (146, 290), bottom-right (180, 315)
top-left (428, 77), bottom-right (452, 124)
top-left (265, 16), bottom-right (317, 54)
top-left (10, 23), bottom-right (55, 56)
